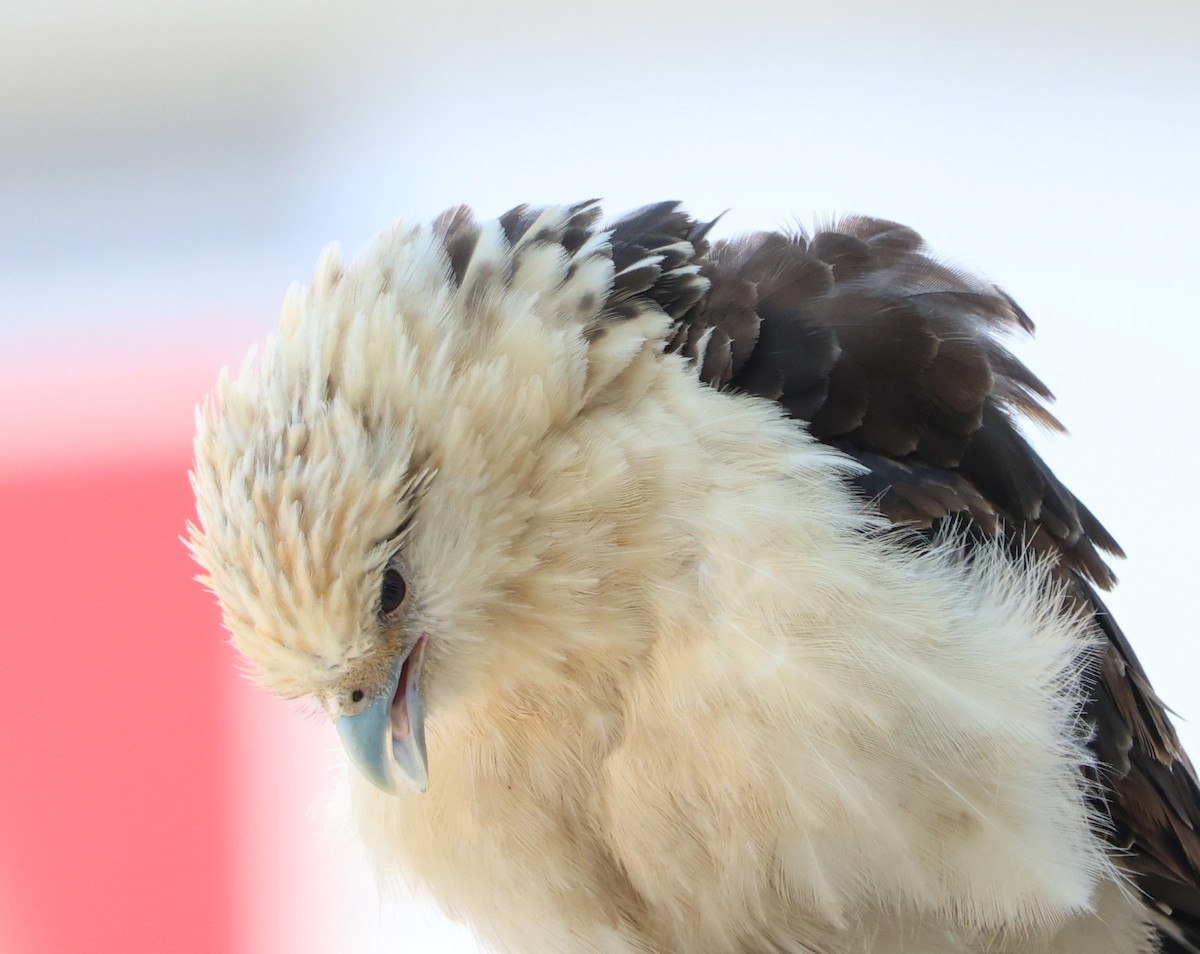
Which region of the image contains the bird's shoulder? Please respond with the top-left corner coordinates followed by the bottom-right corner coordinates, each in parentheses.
top-left (424, 199), bottom-right (1200, 947)
top-left (599, 200), bottom-right (1200, 952)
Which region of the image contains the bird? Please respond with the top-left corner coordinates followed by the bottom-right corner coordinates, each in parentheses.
top-left (189, 200), bottom-right (1200, 953)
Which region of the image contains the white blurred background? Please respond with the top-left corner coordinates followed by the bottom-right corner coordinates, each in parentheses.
top-left (2, 1), bottom-right (1197, 951)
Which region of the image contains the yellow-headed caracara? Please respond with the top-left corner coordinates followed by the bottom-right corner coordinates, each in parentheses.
top-left (190, 201), bottom-right (1200, 953)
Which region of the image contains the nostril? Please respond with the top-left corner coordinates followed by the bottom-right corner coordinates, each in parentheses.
top-left (351, 689), bottom-right (364, 704)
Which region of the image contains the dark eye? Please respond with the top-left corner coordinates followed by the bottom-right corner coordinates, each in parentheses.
top-left (379, 567), bottom-right (407, 617)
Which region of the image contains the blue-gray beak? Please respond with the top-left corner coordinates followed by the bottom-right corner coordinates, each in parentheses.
top-left (336, 636), bottom-right (429, 795)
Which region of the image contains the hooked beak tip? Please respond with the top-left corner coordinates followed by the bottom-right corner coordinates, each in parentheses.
top-left (335, 636), bottom-right (429, 795)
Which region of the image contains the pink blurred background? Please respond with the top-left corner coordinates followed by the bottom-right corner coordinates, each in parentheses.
top-left (2, 2), bottom-right (1198, 951)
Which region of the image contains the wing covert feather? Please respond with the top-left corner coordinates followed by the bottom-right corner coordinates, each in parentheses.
top-left (600, 201), bottom-right (1200, 953)
top-left (435, 201), bottom-right (1200, 950)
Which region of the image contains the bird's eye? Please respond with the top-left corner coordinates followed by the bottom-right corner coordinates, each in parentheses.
top-left (379, 567), bottom-right (407, 617)
top-left (350, 689), bottom-right (364, 704)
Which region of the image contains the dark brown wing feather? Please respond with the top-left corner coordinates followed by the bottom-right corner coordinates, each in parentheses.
top-left (435, 200), bottom-right (1200, 949)
top-left (600, 201), bottom-right (1200, 952)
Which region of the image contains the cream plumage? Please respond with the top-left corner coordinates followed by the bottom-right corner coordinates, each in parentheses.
top-left (189, 201), bottom-right (1200, 953)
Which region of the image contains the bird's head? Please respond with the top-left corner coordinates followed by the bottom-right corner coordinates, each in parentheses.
top-left (189, 204), bottom-right (676, 795)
